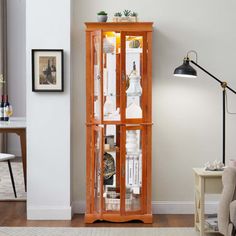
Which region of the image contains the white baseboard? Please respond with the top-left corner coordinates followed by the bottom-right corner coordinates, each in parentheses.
top-left (153, 201), bottom-right (218, 214)
top-left (27, 205), bottom-right (72, 220)
top-left (72, 200), bottom-right (218, 214)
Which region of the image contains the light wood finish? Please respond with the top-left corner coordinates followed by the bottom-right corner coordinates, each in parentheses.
top-left (85, 213), bottom-right (152, 224)
top-left (85, 22), bottom-right (153, 32)
top-left (193, 168), bottom-right (223, 236)
top-left (85, 22), bottom-right (153, 223)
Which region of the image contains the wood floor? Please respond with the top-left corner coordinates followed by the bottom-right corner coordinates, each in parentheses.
top-left (0, 202), bottom-right (194, 227)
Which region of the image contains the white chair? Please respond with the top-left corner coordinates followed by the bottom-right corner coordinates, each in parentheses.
top-left (0, 153), bottom-right (17, 198)
top-left (218, 167), bottom-right (236, 236)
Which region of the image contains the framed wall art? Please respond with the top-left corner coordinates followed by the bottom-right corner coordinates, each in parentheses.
top-left (32, 49), bottom-right (64, 92)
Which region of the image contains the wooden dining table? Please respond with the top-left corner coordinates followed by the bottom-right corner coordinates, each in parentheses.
top-left (0, 117), bottom-right (26, 190)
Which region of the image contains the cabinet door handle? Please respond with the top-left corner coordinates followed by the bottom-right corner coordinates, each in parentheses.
top-left (122, 72), bottom-right (126, 82)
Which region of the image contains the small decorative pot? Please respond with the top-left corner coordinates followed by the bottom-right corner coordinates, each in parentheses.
top-left (103, 38), bottom-right (115, 53)
top-left (113, 17), bottom-right (121, 22)
top-left (129, 16), bottom-right (138, 22)
top-left (121, 16), bottom-right (130, 22)
top-left (97, 15), bottom-right (108, 22)
top-left (129, 39), bottom-right (140, 48)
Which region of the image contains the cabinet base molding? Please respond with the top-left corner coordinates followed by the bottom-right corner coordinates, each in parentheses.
top-left (85, 213), bottom-right (152, 223)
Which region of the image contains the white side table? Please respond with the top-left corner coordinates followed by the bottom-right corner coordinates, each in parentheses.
top-left (193, 168), bottom-right (223, 236)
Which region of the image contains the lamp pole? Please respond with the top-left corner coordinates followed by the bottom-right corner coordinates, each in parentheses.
top-left (189, 59), bottom-right (236, 165)
top-left (223, 88), bottom-right (226, 164)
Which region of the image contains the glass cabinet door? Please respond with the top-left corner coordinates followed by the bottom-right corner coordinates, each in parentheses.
top-left (121, 125), bottom-right (145, 213)
top-left (121, 32), bottom-right (148, 123)
top-left (93, 125), bottom-right (146, 215)
top-left (91, 31), bottom-right (102, 122)
top-left (102, 124), bottom-right (121, 213)
top-left (102, 32), bottom-right (121, 122)
top-left (92, 124), bottom-right (122, 215)
top-left (93, 125), bottom-right (103, 216)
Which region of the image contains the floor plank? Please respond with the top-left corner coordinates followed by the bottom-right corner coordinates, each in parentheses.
top-left (0, 202), bottom-right (194, 227)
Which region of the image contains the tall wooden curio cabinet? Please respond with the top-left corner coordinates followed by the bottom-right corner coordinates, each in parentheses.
top-left (85, 22), bottom-right (153, 223)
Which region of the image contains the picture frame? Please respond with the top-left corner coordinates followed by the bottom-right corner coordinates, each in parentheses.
top-left (32, 49), bottom-right (64, 92)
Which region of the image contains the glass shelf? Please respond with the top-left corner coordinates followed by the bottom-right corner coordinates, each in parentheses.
top-left (126, 94), bottom-right (141, 97)
top-left (104, 146), bottom-right (120, 153)
top-left (104, 94), bottom-right (120, 97)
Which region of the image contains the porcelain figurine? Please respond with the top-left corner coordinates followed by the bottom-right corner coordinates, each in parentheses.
top-left (126, 130), bottom-right (138, 153)
top-left (104, 96), bottom-right (114, 117)
top-left (103, 38), bottom-right (115, 54)
top-left (126, 61), bottom-right (142, 97)
top-left (126, 102), bottom-right (142, 119)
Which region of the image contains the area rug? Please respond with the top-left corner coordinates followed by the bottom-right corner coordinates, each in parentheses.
top-left (0, 162), bottom-right (26, 200)
top-left (0, 227), bottom-right (205, 236)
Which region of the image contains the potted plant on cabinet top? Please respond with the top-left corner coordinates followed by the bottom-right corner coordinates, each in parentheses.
top-left (113, 12), bottom-right (122, 22)
top-left (130, 12), bottom-right (138, 22)
top-left (122, 9), bottom-right (131, 22)
top-left (97, 11), bottom-right (108, 22)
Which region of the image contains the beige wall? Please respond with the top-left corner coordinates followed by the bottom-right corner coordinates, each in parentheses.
top-left (71, 0), bottom-right (236, 205)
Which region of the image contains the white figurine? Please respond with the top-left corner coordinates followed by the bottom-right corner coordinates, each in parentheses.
top-left (204, 160), bottom-right (224, 171)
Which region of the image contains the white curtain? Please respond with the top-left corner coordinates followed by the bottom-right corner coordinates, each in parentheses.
top-left (0, 0), bottom-right (7, 151)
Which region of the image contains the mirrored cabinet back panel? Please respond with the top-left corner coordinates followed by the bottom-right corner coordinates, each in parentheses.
top-left (85, 22), bottom-right (153, 223)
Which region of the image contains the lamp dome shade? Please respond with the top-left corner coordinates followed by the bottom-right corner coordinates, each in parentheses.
top-left (174, 59), bottom-right (197, 78)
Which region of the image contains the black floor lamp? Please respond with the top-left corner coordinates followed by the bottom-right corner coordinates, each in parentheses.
top-left (173, 50), bottom-right (236, 165)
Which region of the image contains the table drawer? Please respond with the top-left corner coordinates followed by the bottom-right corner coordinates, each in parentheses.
top-left (204, 177), bottom-right (222, 194)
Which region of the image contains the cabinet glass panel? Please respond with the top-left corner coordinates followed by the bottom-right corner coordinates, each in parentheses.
top-left (93, 32), bottom-right (101, 121)
top-left (125, 127), bottom-right (142, 211)
top-left (103, 124), bottom-right (121, 212)
top-left (102, 32), bottom-right (121, 121)
top-left (94, 126), bottom-right (102, 213)
top-left (125, 36), bottom-right (143, 120)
